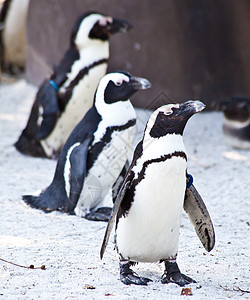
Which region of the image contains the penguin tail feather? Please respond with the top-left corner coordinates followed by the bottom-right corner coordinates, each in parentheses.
top-left (22, 195), bottom-right (54, 213)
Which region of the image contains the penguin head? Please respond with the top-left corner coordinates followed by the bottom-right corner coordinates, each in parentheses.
top-left (72, 12), bottom-right (132, 48)
top-left (146, 100), bottom-right (206, 137)
top-left (95, 71), bottom-right (151, 105)
top-left (94, 71), bottom-right (151, 124)
top-left (218, 96), bottom-right (250, 122)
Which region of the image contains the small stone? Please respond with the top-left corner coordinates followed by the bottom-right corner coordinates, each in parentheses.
top-left (83, 284), bottom-right (95, 290)
top-left (181, 288), bottom-right (193, 296)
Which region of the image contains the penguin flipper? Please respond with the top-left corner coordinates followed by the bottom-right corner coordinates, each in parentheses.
top-left (100, 179), bottom-right (130, 259)
top-left (36, 80), bottom-right (60, 140)
top-left (184, 184), bottom-right (215, 252)
top-left (67, 138), bottom-right (92, 213)
top-left (112, 161), bottom-right (129, 203)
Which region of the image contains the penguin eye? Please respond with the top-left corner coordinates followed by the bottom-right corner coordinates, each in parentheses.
top-left (163, 107), bottom-right (173, 115)
top-left (99, 17), bottom-right (113, 27)
top-left (164, 111), bottom-right (172, 115)
top-left (99, 19), bottom-right (108, 27)
top-left (115, 80), bottom-right (123, 87)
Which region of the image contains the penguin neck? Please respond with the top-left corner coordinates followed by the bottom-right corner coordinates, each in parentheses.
top-left (60, 41), bottom-right (109, 90)
top-left (78, 40), bottom-right (109, 67)
top-left (92, 100), bottom-right (136, 145)
top-left (95, 99), bottom-right (136, 127)
top-left (142, 133), bottom-right (186, 160)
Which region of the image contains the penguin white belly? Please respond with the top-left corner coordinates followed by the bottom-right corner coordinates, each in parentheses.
top-left (224, 134), bottom-right (250, 150)
top-left (223, 120), bottom-right (250, 149)
top-left (74, 126), bottom-right (135, 217)
top-left (116, 157), bottom-right (186, 263)
top-left (2, 0), bottom-right (29, 67)
top-left (41, 63), bottom-right (107, 157)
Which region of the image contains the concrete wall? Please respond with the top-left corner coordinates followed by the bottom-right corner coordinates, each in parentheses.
top-left (26, 0), bottom-right (250, 109)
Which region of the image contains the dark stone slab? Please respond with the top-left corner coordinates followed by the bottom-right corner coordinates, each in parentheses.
top-left (26, 0), bottom-right (250, 109)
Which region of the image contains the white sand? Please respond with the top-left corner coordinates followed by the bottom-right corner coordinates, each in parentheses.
top-left (0, 79), bottom-right (249, 299)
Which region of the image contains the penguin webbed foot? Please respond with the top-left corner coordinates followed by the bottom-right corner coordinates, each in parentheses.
top-left (161, 261), bottom-right (196, 286)
top-left (84, 207), bottom-right (112, 222)
top-left (120, 261), bottom-right (152, 286)
top-left (66, 209), bottom-right (76, 216)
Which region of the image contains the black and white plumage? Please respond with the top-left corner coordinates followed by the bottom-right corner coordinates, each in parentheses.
top-left (15, 12), bottom-right (132, 158)
top-left (0, 0), bottom-right (29, 73)
top-left (22, 71), bottom-right (151, 220)
top-left (101, 100), bottom-right (215, 286)
top-left (218, 96), bottom-right (250, 149)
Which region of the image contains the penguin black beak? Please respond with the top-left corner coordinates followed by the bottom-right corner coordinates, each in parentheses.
top-left (179, 100), bottom-right (206, 116)
top-left (108, 18), bottom-right (132, 34)
top-left (130, 76), bottom-right (152, 90)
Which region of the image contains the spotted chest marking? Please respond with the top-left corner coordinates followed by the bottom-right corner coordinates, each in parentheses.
top-left (74, 124), bottom-right (136, 217)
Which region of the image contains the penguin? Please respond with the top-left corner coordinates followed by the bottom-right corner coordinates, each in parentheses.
top-left (22, 71), bottom-right (151, 221)
top-left (218, 95), bottom-right (250, 149)
top-left (0, 0), bottom-right (29, 73)
top-left (15, 12), bottom-right (132, 158)
top-left (100, 100), bottom-right (215, 286)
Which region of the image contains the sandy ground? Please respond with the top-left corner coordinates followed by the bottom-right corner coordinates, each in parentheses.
top-left (0, 78), bottom-right (249, 299)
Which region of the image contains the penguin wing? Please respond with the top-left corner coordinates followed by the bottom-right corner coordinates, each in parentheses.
top-left (100, 174), bottom-right (131, 259)
top-left (184, 184), bottom-right (215, 252)
top-left (66, 138), bottom-right (92, 213)
top-left (36, 80), bottom-right (60, 140)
